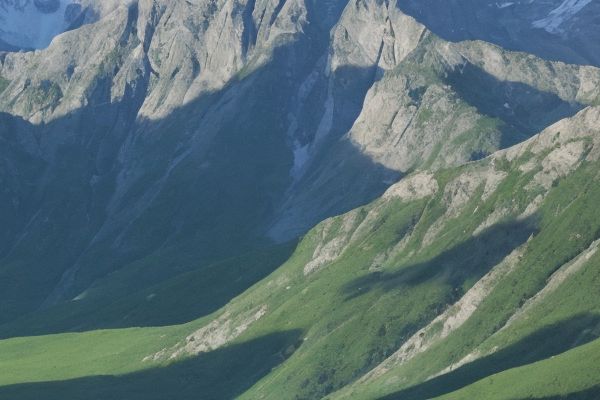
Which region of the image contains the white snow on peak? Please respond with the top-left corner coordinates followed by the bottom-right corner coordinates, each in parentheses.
top-left (0, 0), bottom-right (77, 49)
top-left (532, 0), bottom-right (593, 33)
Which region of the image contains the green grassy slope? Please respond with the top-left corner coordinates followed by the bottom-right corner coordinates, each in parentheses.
top-left (434, 337), bottom-right (600, 400)
top-left (0, 326), bottom-right (183, 386)
top-left (0, 329), bottom-right (302, 400)
top-left (0, 109), bottom-right (599, 399)
top-left (330, 144), bottom-right (600, 398)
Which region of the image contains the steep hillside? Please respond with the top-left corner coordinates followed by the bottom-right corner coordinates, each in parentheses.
top-left (1, 1), bottom-right (600, 399)
top-left (1, 0), bottom-right (599, 333)
top-left (1, 106), bottom-right (600, 399)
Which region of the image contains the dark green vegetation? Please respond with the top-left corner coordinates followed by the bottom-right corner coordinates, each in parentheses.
top-left (435, 337), bottom-right (600, 400)
top-left (0, 242), bottom-right (297, 337)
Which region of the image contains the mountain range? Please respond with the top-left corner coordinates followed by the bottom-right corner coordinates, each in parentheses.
top-left (0, 0), bottom-right (599, 399)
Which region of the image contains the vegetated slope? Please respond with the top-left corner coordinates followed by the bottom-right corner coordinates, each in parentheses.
top-left (432, 337), bottom-right (600, 400)
top-left (1, 106), bottom-right (600, 399)
top-left (325, 107), bottom-right (600, 399)
top-left (1, 0), bottom-right (599, 336)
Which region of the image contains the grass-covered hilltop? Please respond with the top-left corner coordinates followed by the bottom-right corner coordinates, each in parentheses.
top-left (1, 0), bottom-right (600, 399)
